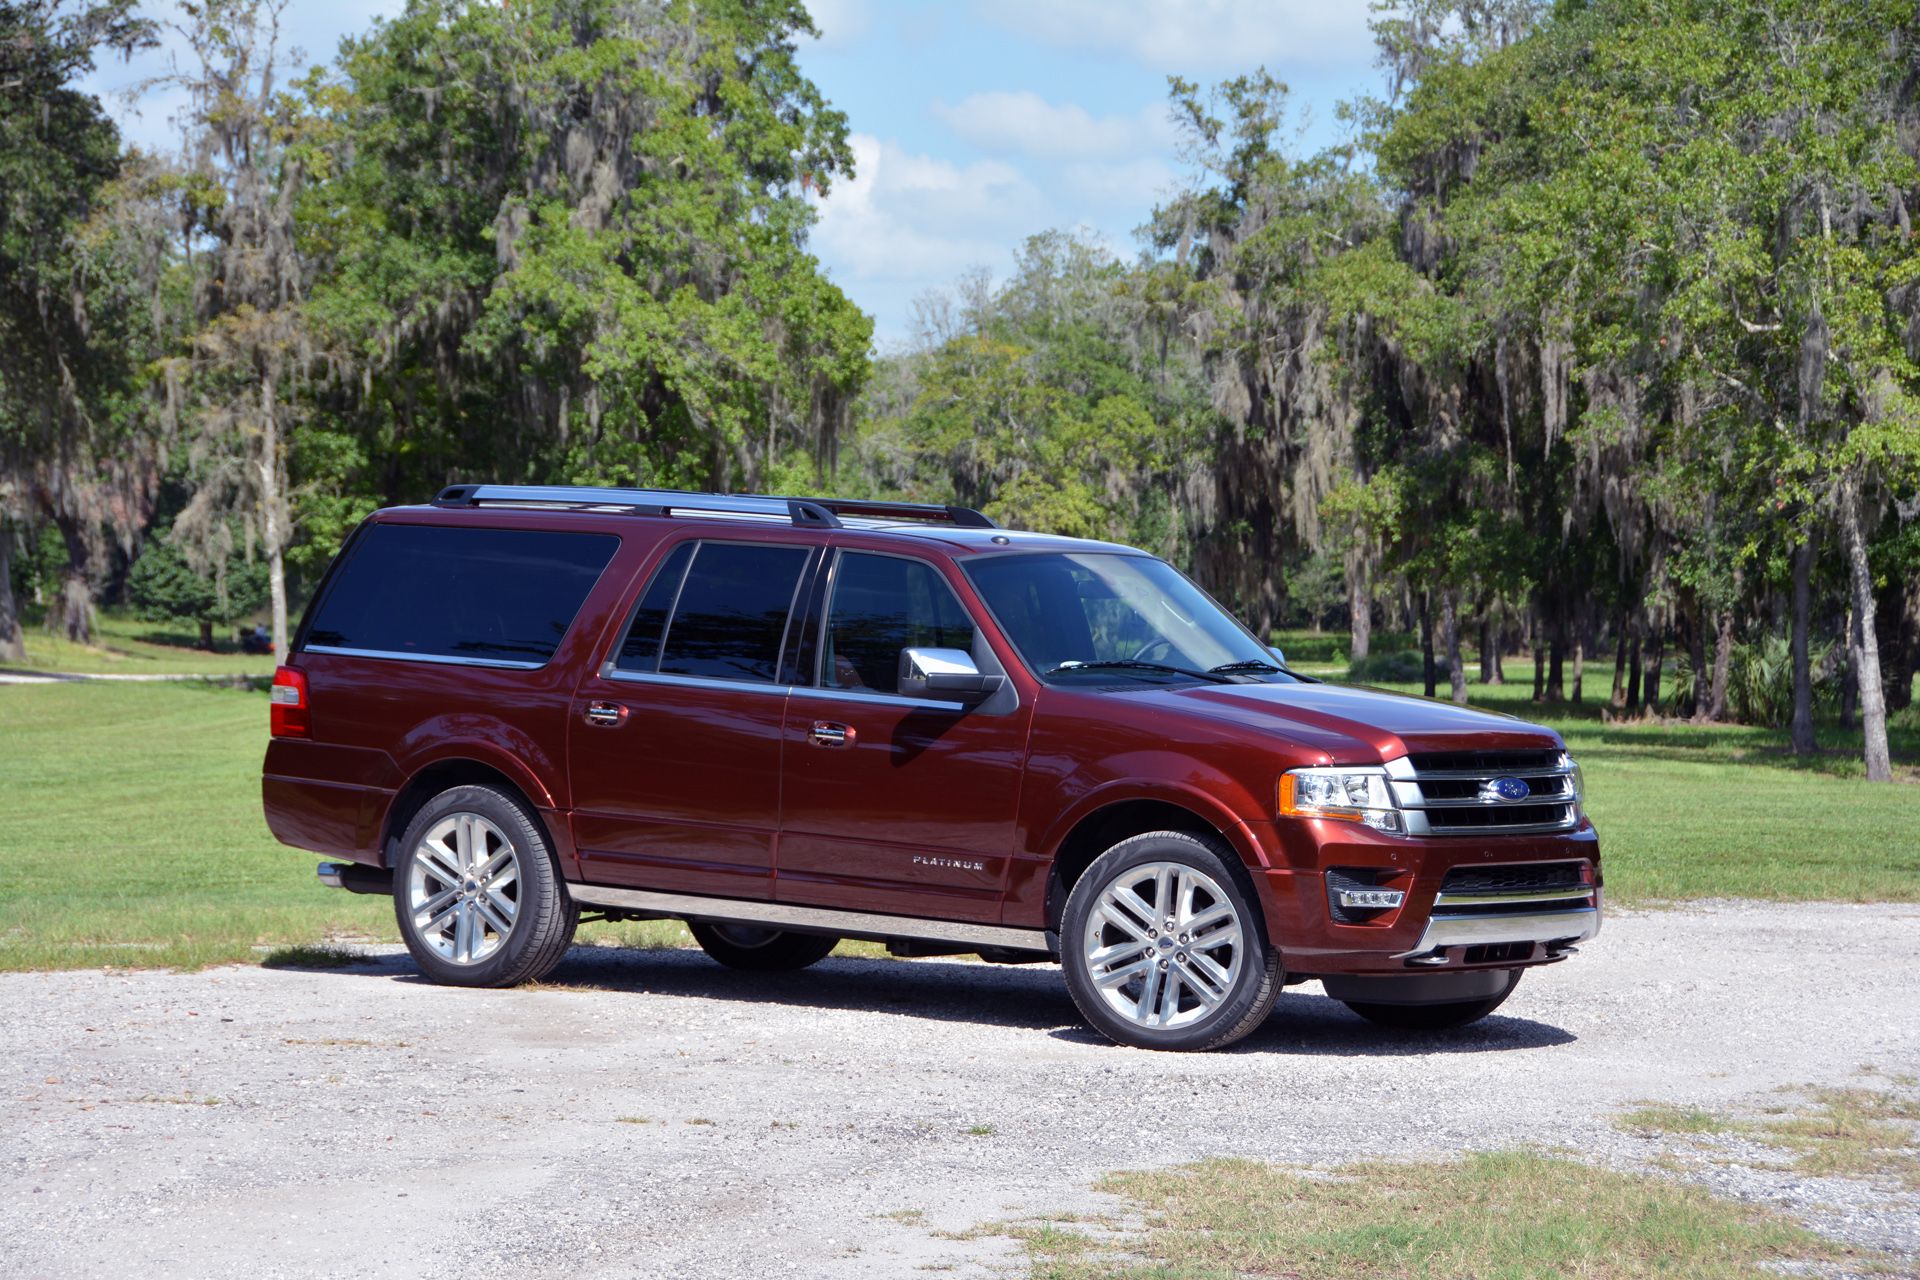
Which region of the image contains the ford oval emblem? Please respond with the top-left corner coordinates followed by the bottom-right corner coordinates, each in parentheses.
top-left (1480, 776), bottom-right (1532, 803)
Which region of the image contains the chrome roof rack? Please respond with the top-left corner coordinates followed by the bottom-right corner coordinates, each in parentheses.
top-left (431, 484), bottom-right (996, 530)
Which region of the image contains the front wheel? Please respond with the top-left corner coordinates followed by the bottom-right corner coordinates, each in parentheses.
top-left (1061, 831), bottom-right (1281, 1051)
top-left (1342, 969), bottom-right (1522, 1031)
top-left (688, 921), bottom-right (839, 972)
top-left (393, 784), bottom-right (578, 988)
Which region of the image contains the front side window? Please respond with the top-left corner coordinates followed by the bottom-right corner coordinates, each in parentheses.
top-left (963, 552), bottom-right (1297, 686)
top-left (639, 541), bottom-right (810, 683)
top-left (820, 552), bottom-right (977, 695)
top-left (303, 523), bottom-right (618, 666)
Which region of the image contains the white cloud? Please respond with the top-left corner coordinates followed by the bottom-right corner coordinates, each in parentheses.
top-left (812, 132), bottom-right (1050, 284)
top-left (802, 0), bottom-right (872, 48)
top-left (971, 0), bottom-right (1377, 73)
top-left (930, 90), bottom-right (1176, 160)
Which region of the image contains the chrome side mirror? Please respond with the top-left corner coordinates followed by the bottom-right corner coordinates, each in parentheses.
top-left (898, 647), bottom-right (1001, 702)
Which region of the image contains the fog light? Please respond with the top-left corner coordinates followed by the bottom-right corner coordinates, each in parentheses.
top-left (1335, 888), bottom-right (1406, 911)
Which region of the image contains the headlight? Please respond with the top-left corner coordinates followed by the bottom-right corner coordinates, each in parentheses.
top-left (1278, 766), bottom-right (1402, 833)
top-left (1564, 753), bottom-right (1586, 813)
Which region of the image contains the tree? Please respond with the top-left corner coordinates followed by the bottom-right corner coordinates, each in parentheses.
top-left (0, 0), bottom-right (157, 648)
top-left (127, 531), bottom-right (267, 649)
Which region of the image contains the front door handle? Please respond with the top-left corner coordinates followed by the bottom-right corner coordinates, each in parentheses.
top-left (584, 700), bottom-right (628, 727)
top-left (809, 720), bottom-right (855, 748)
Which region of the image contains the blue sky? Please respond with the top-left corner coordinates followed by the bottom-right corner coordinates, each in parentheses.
top-left (83, 1), bottom-right (1383, 348)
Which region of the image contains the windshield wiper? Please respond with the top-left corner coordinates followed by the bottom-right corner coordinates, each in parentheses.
top-left (1207, 659), bottom-right (1283, 675)
top-left (1047, 660), bottom-right (1234, 684)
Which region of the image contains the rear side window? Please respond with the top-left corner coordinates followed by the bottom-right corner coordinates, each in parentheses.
top-left (648, 542), bottom-right (811, 683)
top-left (304, 524), bottom-right (617, 667)
top-left (614, 541), bottom-right (695, 673)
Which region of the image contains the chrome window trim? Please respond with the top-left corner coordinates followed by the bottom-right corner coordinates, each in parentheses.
top-left (605, 669), bottom-right (794, 698)
top-left (788, 683), bottom-right (967, 714)
top-left (302, 644), bottom-right (546, 671)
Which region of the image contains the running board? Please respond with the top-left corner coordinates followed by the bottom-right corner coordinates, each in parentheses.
top-left (567, 883), bottom-right (1049, 953)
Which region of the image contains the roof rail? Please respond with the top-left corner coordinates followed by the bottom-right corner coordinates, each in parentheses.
top-left (730, 494), bottom-right (997, 529)
top-left (432, 484), bottom-right (842, 529)
top-left (431, 484), bottom-right (998, 530)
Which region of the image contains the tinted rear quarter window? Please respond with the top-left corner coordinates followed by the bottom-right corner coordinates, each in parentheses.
top-left (304, 523), bottom-right (618, 666)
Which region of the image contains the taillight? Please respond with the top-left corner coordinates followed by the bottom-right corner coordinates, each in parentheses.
top-left (270, 665), bottom-right (310, 738)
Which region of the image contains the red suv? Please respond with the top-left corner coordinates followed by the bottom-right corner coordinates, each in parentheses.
top-left (263, 484), bottom-right (1599, 1050)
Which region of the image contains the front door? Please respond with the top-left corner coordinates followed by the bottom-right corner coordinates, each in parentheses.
top-left (568, 536), bottom-right (816, 899)
top-left (776, 549), bottom-right (1031, 922)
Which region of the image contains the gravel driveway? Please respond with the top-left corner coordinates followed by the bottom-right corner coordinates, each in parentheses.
top-left (6, 900), bottom-right (1918, 1279)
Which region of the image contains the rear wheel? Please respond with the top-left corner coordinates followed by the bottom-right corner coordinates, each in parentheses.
top-left (392, 784), bottom-right (577, 988)
top-left (1342, 969), bottom-right (1522, 1031)
top-left (688, 921), bottom-right (839, 972)
top-left (1061, 831), bottom-right (1281, 1051)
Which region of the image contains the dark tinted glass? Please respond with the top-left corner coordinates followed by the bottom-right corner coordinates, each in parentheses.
top-left (822, 553), bottom-right (976, 694)
top-left (963, 552), bottom-right (1294, 684)
top-left (658, 542), bottom-right (810, 683)
top-left (613, 541), bottom-right (694, 672)
top-left (305, 524), bottom-right (617, 665)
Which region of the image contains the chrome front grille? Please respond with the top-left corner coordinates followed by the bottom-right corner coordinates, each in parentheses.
top-left (1383, 751), bottom-right (1581, 836)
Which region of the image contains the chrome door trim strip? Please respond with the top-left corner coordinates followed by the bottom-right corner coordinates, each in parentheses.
top-left (567, 883), bottom-right (1049, 951)
top-left (787, 684), bottom-right (968, 714)
top-left (605, 669), bottom-right (794, 697)
top-left (303, 645), bottom-right (547, 670)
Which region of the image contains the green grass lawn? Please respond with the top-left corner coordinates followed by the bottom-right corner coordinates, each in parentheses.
top-left (2, 645), bottom-right (1914, 970)
top-left (2, 607), bottom-right (278, 677)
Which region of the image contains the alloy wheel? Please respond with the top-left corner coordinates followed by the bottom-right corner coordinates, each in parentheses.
top-left (406, 811), bottom-right (521, 966)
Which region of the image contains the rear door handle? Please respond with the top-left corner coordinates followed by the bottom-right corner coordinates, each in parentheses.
top-left (809, 720), bottom-right (855, 748)
top-left (584, 701), bottom-right (627, 727)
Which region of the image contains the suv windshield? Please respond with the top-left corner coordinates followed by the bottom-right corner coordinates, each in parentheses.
top-left (963, 552), bottom-right (1297, 686)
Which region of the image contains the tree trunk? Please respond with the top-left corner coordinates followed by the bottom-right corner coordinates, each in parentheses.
top-left (1644, 615), bottom-right (1665, 716)
top-left (198, 618), bottom-right (215, 651)
top-left (1708, 607), bottom-right (1733, 722)
top-left (1532, 603), bottom-right (1547, 703)
top-left (260, 381), bottom-right (291, 659)
top-left (1546, 606), bottom-right (1566, 702)
top-left (1789, 532), bottom-right (1817, 754)
top-left (1610, 601), bottom-right (1629, 710)
top-left (0, 531), bottom-right (25, 663)
top-left (1420, 590), bottom-right (1436, 698)
top-left (1443, 589), bottom-right (1467, 704)
top-left (51, 512), bottom-right (93, 644)
top-left (1626, 622), bottom-right (1643, 712)
top-left (1839, 606), bottom-right (1857, 730)
top-left (1840, 481), bottom-right (1893, 782)
top-left (1687, 596), bottom-right (1709, 722)
top-left (1876, 569), bottom-right (1913, 714)
top-left (1348, 551), bottom-right (1371, 663)
top-left (1570, 620), bottom-right (1585, 704)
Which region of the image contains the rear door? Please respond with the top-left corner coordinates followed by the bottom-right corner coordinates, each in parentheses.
top-left (567, 535), bottom-right (817, 899)
top-left (776, 548), bottom-right (1032, 923)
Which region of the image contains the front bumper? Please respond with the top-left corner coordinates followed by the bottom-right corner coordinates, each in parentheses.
top-left (1248, 817), bottom-right (1602, 974)
top-left (1391, 900), bottom-right (1600, 961)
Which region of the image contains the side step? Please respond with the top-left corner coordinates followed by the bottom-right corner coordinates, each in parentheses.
top-left (568, 882), bottom-right (1049, 953)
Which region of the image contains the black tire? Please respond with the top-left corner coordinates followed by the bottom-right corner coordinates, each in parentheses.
top-left (1342, 969), bottom-right (1522, 1031)
top-left (688, 921), bottom-right (840, 972)
top-left (1060, 830), bottom-right (1282, 1051)
top-left (392, 784), bottom-right (578, 988)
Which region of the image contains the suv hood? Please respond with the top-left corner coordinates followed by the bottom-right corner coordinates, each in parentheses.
top-left (1125, 679), bottom-right (1565, 762)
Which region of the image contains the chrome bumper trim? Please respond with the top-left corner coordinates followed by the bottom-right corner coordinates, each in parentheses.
top-left (569, 883), bottom-right (1049, 952)
top-left (1432, 888), bottom-right (1596, 908)
top-left (1392, 905), bottom-right (1601, 960)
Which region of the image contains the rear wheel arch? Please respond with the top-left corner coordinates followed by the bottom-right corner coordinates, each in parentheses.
top-left (383, 758), bottom-right (553, 870)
